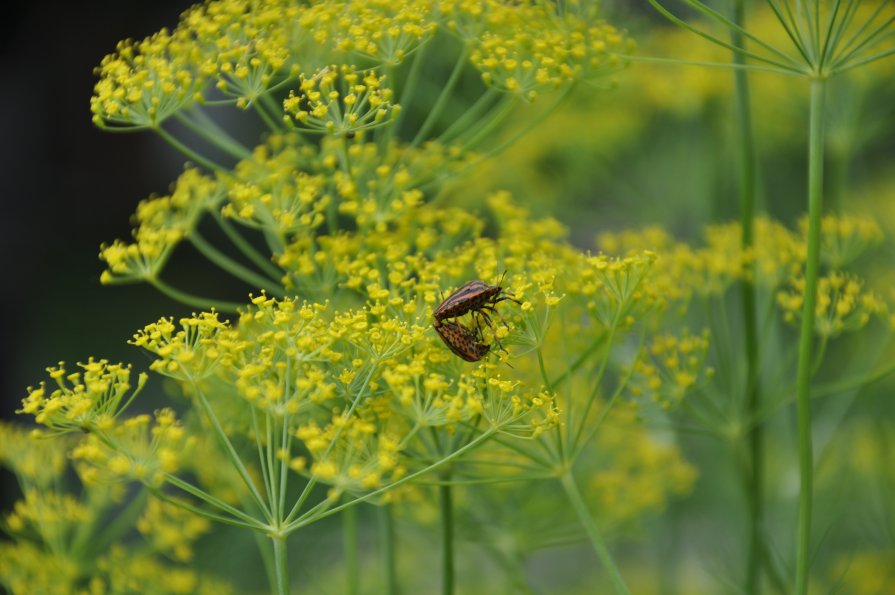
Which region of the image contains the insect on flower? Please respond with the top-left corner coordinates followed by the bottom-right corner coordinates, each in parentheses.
top-left (433, 272), bottom-right (521, 326)
top-left (433, 272), bottom-right (520, 360)
top-left (433, 319), bottom-right (490, 362)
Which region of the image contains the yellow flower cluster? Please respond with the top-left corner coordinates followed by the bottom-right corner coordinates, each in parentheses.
top-left (100, 168), bottom-right (221, 284)
top-left (332, 0), bottom-right (437, 65)
top-left (98, 546), bottom-right (232, 595)
top-left (91, 28), bottom-right (202, 128)
top-left (71, 409), bottom-right (193, 487)
top-left (777, 272), bottom-right (888, 337)
top-left (283, 65), bottom-right (399, 135)
top-left (447, 0), bottom-right (631, 99)
top-left (4, 489), bottom-right (93, 543)
top-left (627, 329), bottom-right (714, 409)
top-left (136, 498), bottom-right (212, 562)
top-left (18, 359), bottom-right (147, 434)
top-left (181, 0), bottom-right (301, 108)
top-left (0, 421), bottom-right (68, 487)
top-left (589, 407), bottom-right (697, 524)
top-left (131, 311), bottom-right (232, 381)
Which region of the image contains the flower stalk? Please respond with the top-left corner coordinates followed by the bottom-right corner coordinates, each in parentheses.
top-left (794, 75), bottom-right (827, 595)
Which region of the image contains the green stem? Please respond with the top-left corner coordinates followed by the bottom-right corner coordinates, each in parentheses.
top-left (794, 77), bottom-right (827, 595)
top-left (189, 231), bottom-right (286, 296)
top-left (153, 125), bottom-right (227, 173)
top-left (410, 47), bottom-right (470, 148)
top-left (80, 487), bottom-right (149, 558)
top-left (559, 473), bottom-right (630, 595)
top-left (378, 504), bottom-right (399, 595)
top-left (272, 535), bottom-right (290, 595)
top-left (730, 1), bottom-right (764, 592)
top-left (174, 110), bottom-right (251, 160)
top-left (439, 473), bottom-right (455, 595)
top-left (149, 277), bottom-right (243, 312)
top-left (344, 505), bottom-right (360, 595)
top-left (211, 210), bottom-right (285, 282)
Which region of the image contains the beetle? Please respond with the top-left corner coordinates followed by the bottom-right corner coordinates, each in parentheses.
top-left (433, 272), bottom-right (520, 324)
top-left (433, 319), bottom-right (490, 362)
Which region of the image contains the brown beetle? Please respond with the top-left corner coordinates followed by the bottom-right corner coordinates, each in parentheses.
top-left (433, 319), bottom-right (490, 362)
top-left (433, 272), bottom-right (520, 323)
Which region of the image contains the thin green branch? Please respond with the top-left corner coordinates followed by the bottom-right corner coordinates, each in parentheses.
top-left (189, 231), bottom-right (286, 296)
top-left (560, 473), bottom-right (630, 595)
top-left (153, 125), bottom-right (228, 173)
top-left (149, 277), bottom-right (243, 312)
top-left (794, 77), bottom-right (827, 595)
top-left (174, 110), bottom-right (252, 160)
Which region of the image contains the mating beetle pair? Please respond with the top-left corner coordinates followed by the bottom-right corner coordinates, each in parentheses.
top-left (433, 274), bottom-right (520, 362)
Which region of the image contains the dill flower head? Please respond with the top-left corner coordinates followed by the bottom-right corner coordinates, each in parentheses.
top-left (454, 0), bottom-right (631, 99)
top-left (71, 408), bottom-right (194, 487)
top-left (131, 311), bottom-right (233, 381)
top-left (627, 329), bottom-right (714, 409)
top-left (777, 271), bottom-right (888, 337)
top-left (91, 28), bottom-right (202, 129)
top-left (0, 422), bottom-right (68, 487)
top-left (283, 65), bottom-right (399, 135)
top-left (100, 168), bottom-right (222, 284)
top-left (136, 498), bottom-right (212, 562)
top-left (182, 0), bottom-right (301, 108)
top-left (18, 359), bottom-right (147, 434)
top-left (333, 0), bottom-right (437, 66)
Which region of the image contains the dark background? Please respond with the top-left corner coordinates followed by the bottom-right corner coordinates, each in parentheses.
top-left (0, 1), bottom-right (197, 420)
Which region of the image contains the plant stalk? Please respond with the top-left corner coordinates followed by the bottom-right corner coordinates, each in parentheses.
top-left (344, 505), bottom-right (359, 595)
top-left (378, 504), bottom-right (399, 595)
top-left (730, 1), bottom-right (764, 593)
top-left (794, 76), bottom-right (827, 595)
top-left (559, 473), bottom-right (630, 595)
top-left (272, 535), bottom-right (290, 595)
top-left (439, 473), bottom-right (455, 595)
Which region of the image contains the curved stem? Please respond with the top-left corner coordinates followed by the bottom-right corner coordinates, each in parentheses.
top-left (153, 125), bottom-right (228, 173)
top-left (559, 473), bottom-right (630, 595)
top-left (410, 46), bottom-right (470, 149)
top-left (794, 77), bottom-right (827, 595)
top-left (189, 230), bottom-right (286, 297)
top-left (210, 210), bottom-right (285, 282)
top-left (174, 110), bottom-right (251, 160)
top-left (149, 277), bottom-right (243, 312)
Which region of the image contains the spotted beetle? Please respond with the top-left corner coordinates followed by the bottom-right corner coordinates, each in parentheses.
top-left (433, 272), bottom-right (520, 324)
top-left (433, 319), bottom-right (490, 362)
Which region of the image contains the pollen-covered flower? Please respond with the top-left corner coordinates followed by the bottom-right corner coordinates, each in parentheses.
top-left (333, 0), bottom-right (437, 65)
top-left (18, 359), bottom-right (147, 434)
top-left (454, 0), bottom-right (631, 99)
top-left (136, 498), bottom-right (212, 562)
top-left (777, 272), bottom-right (888, 337)
top-left (71, 408), bottom-right (194, 487)
top-left (181, 0), bottom-right (301, 108)
top-left (627, 329), bottom-right (713, 409)
top-left (283, 65), bottom-right (399, 135)
top-left (0, 422), bottom-right (68, 487)
top-left (131, 311), bottom-right (233, 381)
top-left (294, 415), bottom-right (407, 497)
top-left (100, 168), bottom-right (222, 284)
top-left (91, 28), bottom-right (203, 128)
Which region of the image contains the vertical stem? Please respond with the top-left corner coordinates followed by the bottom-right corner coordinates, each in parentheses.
top-left (272, 535), bottom-right (290, 595)
top-left (344, 505), bottom-right (360, 595)
top-left (730, 2), bottom-right (763, 593)
top-left (559, 473), bottom-right (631, 595)
top-left (794, 77), bottom-right (826, 595)
top-left (439, 474), bottom-right (455, 595)
top-left (378, 504), bottom-right (399, 595)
